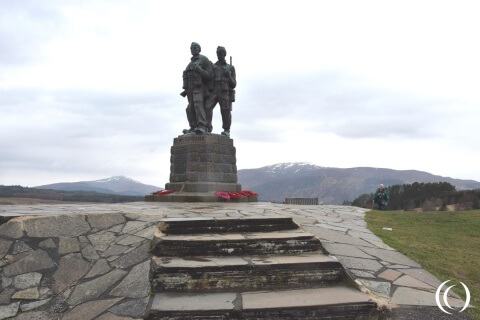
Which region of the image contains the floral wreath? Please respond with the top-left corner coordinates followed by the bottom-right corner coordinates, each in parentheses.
top-left (153, 190), bottom-right (174, 196)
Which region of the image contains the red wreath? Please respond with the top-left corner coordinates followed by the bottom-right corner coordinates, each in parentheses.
top-left (215, 191), bottom-right (230, 200)
top-left (228, 192), bottom-right (243, 199)
top-left (240, 190), bottom-right (259, 198)
top-left (153, 190), bottom-right (174, 196)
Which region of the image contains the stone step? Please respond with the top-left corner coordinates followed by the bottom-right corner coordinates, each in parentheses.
top-left (147, 286), bottom-right (375, 319)
top-left (158, 216), bottom-right (299, 234)
top-left (151, 230), bottom-right (322, 256)
top-left (152, 252), bottom-right (343, 292)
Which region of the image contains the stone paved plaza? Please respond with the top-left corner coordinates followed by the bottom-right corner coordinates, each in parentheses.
top-left (0, 202), bottom-right (470, 319)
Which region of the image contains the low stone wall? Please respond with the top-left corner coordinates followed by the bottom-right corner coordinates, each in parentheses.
top-left (0, 212), bottom-right (161, 320)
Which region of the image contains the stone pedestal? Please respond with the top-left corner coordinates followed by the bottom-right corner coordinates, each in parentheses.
top-left (146, 134), bottom-right (252, 202)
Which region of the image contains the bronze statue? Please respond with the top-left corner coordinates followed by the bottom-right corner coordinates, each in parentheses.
top-left (206, 46), bottom-right (236, 136)
top-left (181, 42), bottom-right (213, 134)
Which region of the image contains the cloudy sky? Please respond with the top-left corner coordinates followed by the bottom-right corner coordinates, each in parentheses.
top-left (1, 0), bottom-right (479, 188)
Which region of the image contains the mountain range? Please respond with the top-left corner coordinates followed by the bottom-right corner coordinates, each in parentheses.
top-left (35, 176), bottom-right (161, 196)
top-left (237, 163), bottom-right (480, 204)
top-left (33, 164), bottom-right (480, 204)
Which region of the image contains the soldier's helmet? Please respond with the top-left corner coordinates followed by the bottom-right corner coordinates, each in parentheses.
top-left (191, 42), bottom-right (201, 51)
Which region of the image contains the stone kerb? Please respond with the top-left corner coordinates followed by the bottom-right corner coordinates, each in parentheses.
top-left (0, 213), bottom-right (159, 320)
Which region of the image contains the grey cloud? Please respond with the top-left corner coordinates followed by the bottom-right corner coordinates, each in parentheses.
top-left (0, 1), bottom-right (65, 66)
top-left (236, 71), bottom-right (452, 139)
top-left (0, 88), bottom-right (176, 181)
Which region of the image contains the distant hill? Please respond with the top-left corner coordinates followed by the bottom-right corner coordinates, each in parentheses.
top-left (35, 176), bottom-right (162, 196)
top-left (237, 163), bottom-right (480, 204)
top-left (0, 185), bottom-right (144, 204)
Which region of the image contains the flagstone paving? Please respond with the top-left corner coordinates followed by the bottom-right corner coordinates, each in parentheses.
top-left (0, 202), bottom-right (472, 319)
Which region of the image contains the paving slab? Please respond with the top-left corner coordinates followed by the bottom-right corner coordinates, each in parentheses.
top-left (11, 287), bottom-right (40, 300)
top-left (358, 246), bottom-right (421, 267)
top-left (358, 279), bottom-right (392, 298)
top-left (53, 253), bottom-right (91, 293)
top-left (151, 292), bottom-right (236, 311)
top-left (110, 260), bottom-right (151, 298)
top-left (20, 298), bottom-right (51, 312)
top-left (350, 269), bottom-right (376, 279)
top-left (0, 302), bottom-right (20, 319)
top-left (68, 269), bottom-right (127, 306)
top-left (314, 223), bottom-right (348, 232)
top-left (161, 233), bottom-right (245, 241)
top-left (58, 237), bottom-right (81, 255)
top-left (63, 298), bottom-right (123, 320)
top-left (108, 296), bottom-right (149, 318)
top-left (322, 243), bottom-right (374, 259)
top-left (110, 242), bottom-right (150, 269)
top-left (12, 272), bottom-right (42, 290)
top-left (85, 258), bottom-right (111, 279)
top-left (86, 213), bottom-right (126, 230)
top-left (302, 225), bottom-right (375, 247)
top-left (390, 287), bottom-right (465, 307)
top-left (335, 256), bottom-right (384, 272)
top-left (3, 249), bottom-right (55, 277)
top-left (23, 215), bottom-right (90, 237)
top-left (399, 268), bottom-right (443, 289)
top-left (393, 275), bottom-right (435, 291)
top-left (242, 286), bottom-right (373, 309)
top-left (245, 231), bottom-right (313, 240)
top-left (0, 220), bottom-right (24, 239)
top-left (251, 252), bottom-right (335, 265)
top-left (154, 256), bottom-right (249, 268)
top-left (378, 269), bottom-right (403, 282)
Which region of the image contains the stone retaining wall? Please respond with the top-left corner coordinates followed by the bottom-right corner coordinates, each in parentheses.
top-left (0, 212), bottom-right (161, 320)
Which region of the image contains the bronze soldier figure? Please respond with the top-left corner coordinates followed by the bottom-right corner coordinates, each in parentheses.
top-left (181, 42), bottom-right (213, 134)
top-left (206, 46), bottom-right (236, 136)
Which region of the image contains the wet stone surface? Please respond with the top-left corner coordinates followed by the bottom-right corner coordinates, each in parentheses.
top-left (0, 202), bottom-right (470, 319)
top-left (0, 205), bottom-right (161, 319)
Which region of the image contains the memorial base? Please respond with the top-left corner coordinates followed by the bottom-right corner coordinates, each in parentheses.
top-left (165, 182), bottom-right (241, 193)
top-left (145, 192), bottom-right (258, 203)
top-left (145, 133), bottom-right (257, 203)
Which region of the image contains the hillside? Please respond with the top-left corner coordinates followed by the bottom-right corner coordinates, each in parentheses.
top-left (0, 185), bottom-right (144, 203)
top-left (237, 163), bottom-right (480, 204)
top-left (35, 176), bottom-right (162, 196)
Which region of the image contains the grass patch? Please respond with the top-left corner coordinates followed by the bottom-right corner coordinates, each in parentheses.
top-left (366, 210), bottom-right (480, 319)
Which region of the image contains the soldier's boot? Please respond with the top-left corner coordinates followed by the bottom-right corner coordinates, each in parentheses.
top-left (195, 126), bottom-right (206, 134)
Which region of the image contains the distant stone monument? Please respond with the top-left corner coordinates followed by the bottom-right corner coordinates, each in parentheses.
top-left (146, 43), bottom-right (253, 202)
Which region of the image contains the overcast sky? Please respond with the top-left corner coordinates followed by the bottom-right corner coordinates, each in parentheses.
top-left (1, 0), bottom-right (479, 188)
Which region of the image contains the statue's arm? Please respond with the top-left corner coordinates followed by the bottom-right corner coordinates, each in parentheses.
top-left (203, 59), bottom-right (214, 80)
top-left (229, 66), bottom-right (237, 89)
top-left (196, 58), bottom-right (213, 80)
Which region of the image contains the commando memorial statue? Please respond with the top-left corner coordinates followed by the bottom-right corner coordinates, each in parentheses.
top-left (206, 46), bottom-right (236, 137)
top-left (181, 43), bottom-right (236, 136)
top-left (146, 42), bottom-right (250, 203)
top-left (181, 42), bottom-right (213, 134)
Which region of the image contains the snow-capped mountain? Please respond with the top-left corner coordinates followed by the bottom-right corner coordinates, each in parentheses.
top-left (35, 176), bottom-right (162, 196)
top-left (238, 163), bottom-right (480, 204)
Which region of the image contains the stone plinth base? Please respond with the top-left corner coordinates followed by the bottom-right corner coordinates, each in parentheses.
top-left (165, 182), bottom-right (241, 193)
top-left (145, 192), bottom-right (258, 203)
top-left (145, 133), bottom-right (257, 202)
top-left (169, 134), bottom-right (238, 183)
top-left (145, 134), bottom-right (257, 202)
